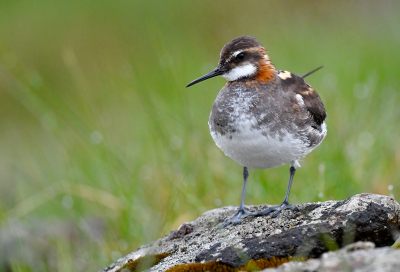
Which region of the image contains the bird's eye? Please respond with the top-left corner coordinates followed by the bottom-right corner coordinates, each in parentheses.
top-left (236, 52), bottom-right (245, 60)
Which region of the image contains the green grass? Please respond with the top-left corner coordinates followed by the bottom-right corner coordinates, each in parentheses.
top-left (0, 1), bottom-right (399, 271)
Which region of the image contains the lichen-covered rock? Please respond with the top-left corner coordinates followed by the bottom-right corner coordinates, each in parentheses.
top-left (262, 241), bottom-right (400, 272)
top-left (100, 194), bottom-right (400, 272)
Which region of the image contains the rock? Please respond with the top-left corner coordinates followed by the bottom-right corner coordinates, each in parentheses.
top-left (262, 241), bottom-right (400, 272)
top-left (100, 194), bottom-right (400, 272)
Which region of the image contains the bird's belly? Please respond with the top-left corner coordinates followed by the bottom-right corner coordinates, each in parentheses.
top-left (210, 119), bottom-right (313, 169)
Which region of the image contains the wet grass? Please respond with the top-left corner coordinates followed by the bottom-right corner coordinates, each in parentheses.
top-left (0, 1), bottom-right (399, 271)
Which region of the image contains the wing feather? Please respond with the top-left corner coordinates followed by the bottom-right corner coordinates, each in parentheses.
top-left (278, 70), bottom-right (327, 126)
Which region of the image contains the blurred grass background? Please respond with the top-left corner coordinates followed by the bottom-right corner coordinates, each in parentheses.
top-left (0, 0), bottom-right (399, 271)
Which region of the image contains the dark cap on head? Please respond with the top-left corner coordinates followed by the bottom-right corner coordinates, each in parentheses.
top-left (220, 36), bottom-right (263, 60)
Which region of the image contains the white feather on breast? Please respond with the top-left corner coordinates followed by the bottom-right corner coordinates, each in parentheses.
top-left (209, 117), bottom-right (313, 169)
top-left (208, 85), bottom-right (327, 169)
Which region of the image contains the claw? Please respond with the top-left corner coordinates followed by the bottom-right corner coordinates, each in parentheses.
top-left (221, 208), bottom-right (253, 228)
top-left (253, 202), bottom-right (299, 218)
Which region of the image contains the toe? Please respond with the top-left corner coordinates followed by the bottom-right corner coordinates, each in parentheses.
top-left (271, 209), bottom-right (282, 218)
top-left (221, 210), bottom-right (248, 227)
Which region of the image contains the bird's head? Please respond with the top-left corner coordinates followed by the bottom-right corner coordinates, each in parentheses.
top-left (186, 36), bottom-right (275, 87)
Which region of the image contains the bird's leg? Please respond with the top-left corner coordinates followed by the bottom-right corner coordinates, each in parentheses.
top-left (221, 167), bottom-right (253, 227)
top-left (253, 164), bottom-right (299, 218)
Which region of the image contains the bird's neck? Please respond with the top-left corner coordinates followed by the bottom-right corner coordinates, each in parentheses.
top-left (253, 52), bottom-right (276, 83)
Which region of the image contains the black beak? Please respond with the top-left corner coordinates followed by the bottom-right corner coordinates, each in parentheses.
top-left (186, 67), bottom-right (223, 88)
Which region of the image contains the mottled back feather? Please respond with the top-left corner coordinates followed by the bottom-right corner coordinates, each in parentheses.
top-left (277, 70), bottom-right (327, 126)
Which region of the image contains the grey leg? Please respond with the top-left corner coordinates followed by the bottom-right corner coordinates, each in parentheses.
top-left (221, 167), bottom-right (254, 227)
top-left (252, 165), bottom-right (299, 217)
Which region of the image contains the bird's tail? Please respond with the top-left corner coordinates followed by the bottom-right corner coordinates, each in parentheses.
top-left (301, 66), bottom-right (324, 78)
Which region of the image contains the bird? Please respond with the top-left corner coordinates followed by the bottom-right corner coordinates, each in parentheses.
top-left (186, 36), bottom-right (327, 227)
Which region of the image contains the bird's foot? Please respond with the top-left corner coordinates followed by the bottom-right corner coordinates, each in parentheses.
top-left (253, 201), bottom-right (299, 218)
top-left (221, 208), bottom-right (253, 228)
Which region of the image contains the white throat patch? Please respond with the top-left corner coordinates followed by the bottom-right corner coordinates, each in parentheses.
top-left (221, 64), bottom-right (257, 81)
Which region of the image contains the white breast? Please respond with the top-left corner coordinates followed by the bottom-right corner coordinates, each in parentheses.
top-left (209, 117), bottom-right (326, 169)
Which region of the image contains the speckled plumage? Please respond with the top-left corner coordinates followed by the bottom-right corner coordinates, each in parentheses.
top-left (209, 70), bottom-right (327, 169)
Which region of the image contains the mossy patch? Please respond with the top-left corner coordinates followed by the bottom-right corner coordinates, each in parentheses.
top-left (165, 256), bottom-right (307, 272)
top-left (392, 238), bottom-right (400, 249)
top-left (116, 252), bottom-right (170, 272)
top-left (115, 253), bottom-right (307, 272)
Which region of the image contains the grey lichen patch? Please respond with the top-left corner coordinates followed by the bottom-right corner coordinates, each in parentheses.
top-left (261, 242), bottom-right (400, 272)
